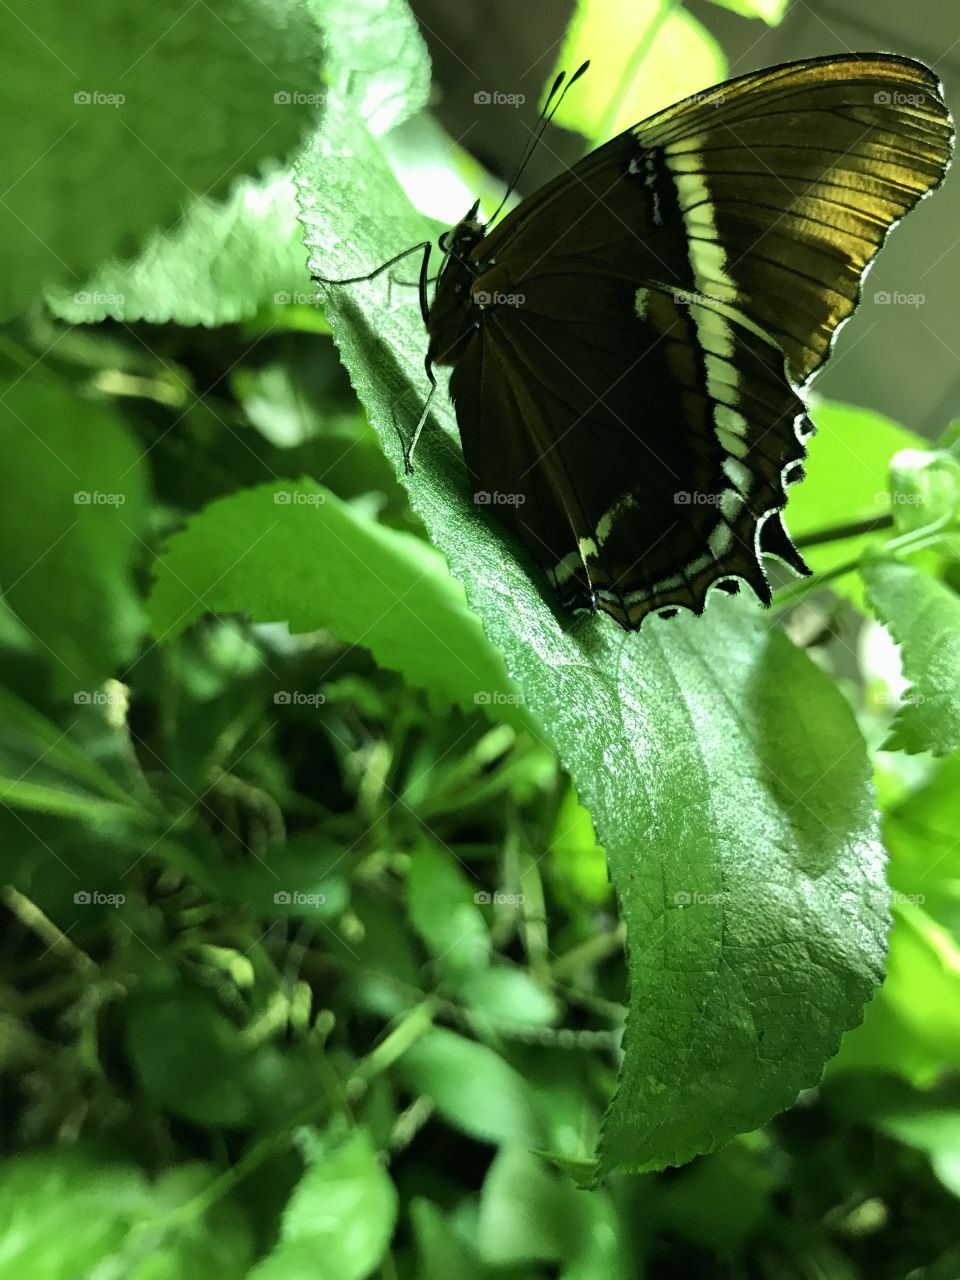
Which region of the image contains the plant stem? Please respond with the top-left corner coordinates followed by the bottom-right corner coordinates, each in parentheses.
top-left (793, 515), bottom-right (893, 549)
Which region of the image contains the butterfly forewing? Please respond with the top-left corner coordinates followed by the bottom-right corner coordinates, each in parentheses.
top-left (426, 53), bottom-right (953, 628)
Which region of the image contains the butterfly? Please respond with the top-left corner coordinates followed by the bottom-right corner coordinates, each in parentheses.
top-left (319, 54), bottom-right (953, 629)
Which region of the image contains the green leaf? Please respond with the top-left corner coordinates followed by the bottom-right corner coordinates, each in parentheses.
top-left (862, 559), bottom-right (960, 755)
top-left (870, 1104), bottom-right (960, 1198)
top-left (654, 1139), bottom-right (780, 1250)
top-left (297, 1), bottom-right (885, 1173)
top-left (309, 0), bottom-right (431, 135)
top-left (787, 400), bottom-right (923, 601)
top-left (0, 371), bottom-right (148, 696)
top-left (881, 902), bottom-right (960, 1064)
top-left (706, 0), bottom-right (789, 22)
top-left (0, 682), bottom-right (140, 810)
top-left (885, 751), bottom-right (960, 909)
top-left (407, 842), bottom-right (491, 976)
top-left (125, 976), bottom-right (316, 1129)
top-left (47, 172), bottom-right (313, 327)
top-left (477, 1147), bottom-right (627, 1277)
top-left (251, 1127), bottom-right (397, 1280)
top-left (410, 1198), bottom-right (487, 1280)
top-left (396, 1028), bottom-right (545, 1147)
top-left (147, 479), bottom-right (528, 726)
top-left (0, 1146), bottom-right (149, 1277)
top-left (889, 446), bottom-right (960, 538)
top-left (458, 967), bottom-right (559, 1028)
top-left (551, 0), bottom-right (726, 143)
top-left (548, 785), bottom-right (610, 906)
top-left (0, 0), bottom-right (323, 316)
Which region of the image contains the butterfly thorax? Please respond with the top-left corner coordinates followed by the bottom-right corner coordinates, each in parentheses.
top-left (427, 212), bottom-right (495, 369)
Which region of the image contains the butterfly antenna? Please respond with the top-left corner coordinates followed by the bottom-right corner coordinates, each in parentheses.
top-left (487, 60), bottom-right (590, 225)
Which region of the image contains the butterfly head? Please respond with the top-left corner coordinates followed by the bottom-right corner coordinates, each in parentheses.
top-left (438, 199), bottom-right (486, 263)
top-left (428, 201), bottom-right (491, 368)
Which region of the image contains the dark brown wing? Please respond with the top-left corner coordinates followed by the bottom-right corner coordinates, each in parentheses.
top-left (450, 263), bottom-right (811, 627)
top-left (437, 54), bottom-right (952, 627)
top-left (476, 54), bottom-right (954, 385)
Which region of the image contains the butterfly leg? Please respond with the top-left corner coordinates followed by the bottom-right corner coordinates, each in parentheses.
top-left (401, 357), bottom-right (438, 474)
top-left (312, 240), bottom-right (432, 308)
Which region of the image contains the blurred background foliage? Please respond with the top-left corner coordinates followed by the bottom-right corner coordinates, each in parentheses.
top-left (2, 0), bottom-right (960, 1277)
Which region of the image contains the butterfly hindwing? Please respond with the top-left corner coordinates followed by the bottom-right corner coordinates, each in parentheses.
top-left (450, 263), bottom-right (812, 624)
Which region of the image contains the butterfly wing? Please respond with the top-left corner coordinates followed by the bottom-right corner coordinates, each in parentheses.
top-left (477, 54), bottom-right (954, 384)
top-left (438, 54), bottom-right (952, 627)
top-left (451, 261), bottom-right (810, 625)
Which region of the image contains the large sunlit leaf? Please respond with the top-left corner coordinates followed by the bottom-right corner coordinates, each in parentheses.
top-left (45, 0), bottom-right (433, 328)
top-left (148, 480), bottom-right (528, 725)
top-left (0, 0), bottom-right (323, 317)
top-left (47, 172), bottom-right (312, 327)
top-left (294, 1), bottom-right (886, 1173)
top-left (551, 0), bottom-right (726, 143)
top-left (862, 558), bottom-right (960, 755)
